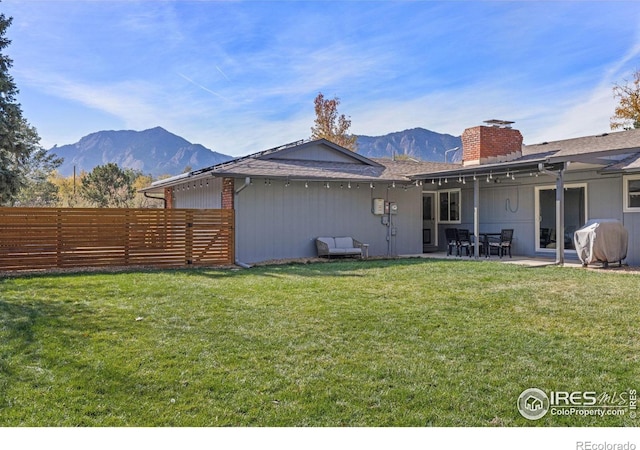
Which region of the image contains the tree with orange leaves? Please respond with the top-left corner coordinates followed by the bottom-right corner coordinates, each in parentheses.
top-left (310, 93), bottom-right (358, 151)
top-left (611, 69), bottom-right (640, 130)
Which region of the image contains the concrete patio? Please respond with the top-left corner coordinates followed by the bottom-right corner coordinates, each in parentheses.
top-left (400, 252), bottom-right (588, 269)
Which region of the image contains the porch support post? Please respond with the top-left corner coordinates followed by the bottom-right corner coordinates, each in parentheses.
top-left (538, 162), bottom-right (567, 266)
top-left (473, 177), bottom-right (480, 259)
top-left (555, 164), bottom-right (566, 265)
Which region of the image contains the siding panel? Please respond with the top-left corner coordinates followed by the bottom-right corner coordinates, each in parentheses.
top-left (171, 177), bottom-right (223, 209)
top-left (235, 179), bottom-right (421, 263)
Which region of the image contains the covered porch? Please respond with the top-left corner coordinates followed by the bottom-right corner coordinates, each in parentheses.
top-left (413, 121), bottom-right (640, 267)
top-left (415, 155), bottom-right (609, 266)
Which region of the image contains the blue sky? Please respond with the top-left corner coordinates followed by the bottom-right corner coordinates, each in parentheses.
top-left (4, 0), bottom-right (640, 157)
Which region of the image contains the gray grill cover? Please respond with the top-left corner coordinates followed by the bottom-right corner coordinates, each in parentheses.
top-left (574, 219), bottom-right (628, 265)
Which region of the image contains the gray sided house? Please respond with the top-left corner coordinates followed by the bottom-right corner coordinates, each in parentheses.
top-left (144, 125), bottom-right (640, 266)
top-left (143, 139), bottom-right (456, 264)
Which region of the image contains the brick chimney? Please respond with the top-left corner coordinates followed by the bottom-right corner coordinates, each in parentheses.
top-left (461, 120), bottom-right (523, 166)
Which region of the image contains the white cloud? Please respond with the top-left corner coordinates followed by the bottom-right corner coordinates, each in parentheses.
top-left (10, 0), bottom-right (640, 157)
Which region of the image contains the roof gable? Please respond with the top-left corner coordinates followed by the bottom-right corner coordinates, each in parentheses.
top-left (262, 139), bottom-right (381, 166)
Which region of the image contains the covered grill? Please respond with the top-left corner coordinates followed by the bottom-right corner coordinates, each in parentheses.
top-left (574, 219), bottom-right (628, 267)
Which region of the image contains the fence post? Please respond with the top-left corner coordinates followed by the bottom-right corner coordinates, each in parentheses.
top-left (56, 208), bottom-right (62, 268)
top-left (186, 210), bottom-right (193, 265)
top-left (124, 209), bottom-right (131, 266)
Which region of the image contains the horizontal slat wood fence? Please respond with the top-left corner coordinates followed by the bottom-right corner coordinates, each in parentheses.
top-left (0, 208), bottom-right (234, 270)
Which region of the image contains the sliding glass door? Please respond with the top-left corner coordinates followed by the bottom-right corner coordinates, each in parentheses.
top-left (535, 184), bottom-right (587, 251)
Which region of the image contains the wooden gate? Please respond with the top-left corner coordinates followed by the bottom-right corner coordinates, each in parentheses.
top-left (0, 208), bottom-right (234, 270)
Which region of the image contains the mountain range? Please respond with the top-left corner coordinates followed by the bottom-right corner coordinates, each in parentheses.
top-left (50, 127), bottom-right (233, 178)
top-left (357, 128), bottom-right (462, 162)
top-left (48, 126), bottom-right (463, 178)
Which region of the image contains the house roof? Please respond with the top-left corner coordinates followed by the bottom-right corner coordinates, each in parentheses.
top-left (208, 157), bottom-right (456, 182)
top-left (522, 129), bottom-right (640, 164)
top-left (413, 128), bottom-right (640, 180)
top-left (143, 129), bottom-right (640, 194)
top-left (600, 152), bottom-right (640, 172)
top-left (523, 128), bottom-right (640, 159)
top-left (142, 138), bottom-right (457, 192)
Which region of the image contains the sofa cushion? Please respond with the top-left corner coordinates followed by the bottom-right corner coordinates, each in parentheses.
top-left (317, 237), bottom-right (336, 248)
top-left (334, 237), bottom-right (354, 248)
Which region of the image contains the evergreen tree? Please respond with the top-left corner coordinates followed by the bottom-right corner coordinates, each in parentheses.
top-left (0, 11), bottom-right (46, 205)
top-left (13, 146), bottom-right (62, 206)
top-left (79, 163), bottom-right (138, 207)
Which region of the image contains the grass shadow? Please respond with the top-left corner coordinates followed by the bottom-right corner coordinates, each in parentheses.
top-left (0, 293), bottom-right (98, 404)
top-left (0, 257), bottom-right (449, 282)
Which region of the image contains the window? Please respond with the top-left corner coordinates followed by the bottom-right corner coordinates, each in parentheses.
top-left (439, 189), bottom-right (461, 223)
top-left (623, 175), bottom-right (640, 212)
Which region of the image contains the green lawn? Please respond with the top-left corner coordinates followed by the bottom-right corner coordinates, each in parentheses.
top-left (0, 259), bottom-right (638, 426)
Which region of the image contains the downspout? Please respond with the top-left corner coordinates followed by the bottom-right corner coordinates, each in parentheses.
top-left (233, 177), bottom-right (253, 268)
top-left (235, 177), bottom-right (251, 195)
top-left (143, 192), bottom-right (167, 209)
top-left (538, 162), bottom-right (567, 265)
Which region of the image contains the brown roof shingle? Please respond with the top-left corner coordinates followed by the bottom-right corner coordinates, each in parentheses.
top-left (524, 128), bottom-right (640, 159)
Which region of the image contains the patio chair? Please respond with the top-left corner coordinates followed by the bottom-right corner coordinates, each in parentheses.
top-left (488, 229), bottom-right (514, 258)
top-left (457, 229), bottom-right (472, 257)
top-left (445, 228), bottom-right (459, 256)
top-left (540, 227), bottom-right (552, 248)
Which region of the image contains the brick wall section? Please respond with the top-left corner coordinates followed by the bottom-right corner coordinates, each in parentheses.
top-left (221, 177), bottom-right (234, 210)
top-left (164, 187), bottom-right (173, 209)
top-left (461, 125), bottom-right (523, 165)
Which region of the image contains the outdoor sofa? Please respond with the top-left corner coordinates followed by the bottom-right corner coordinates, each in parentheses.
top-left (315, 237), bottom-right (365, 259)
